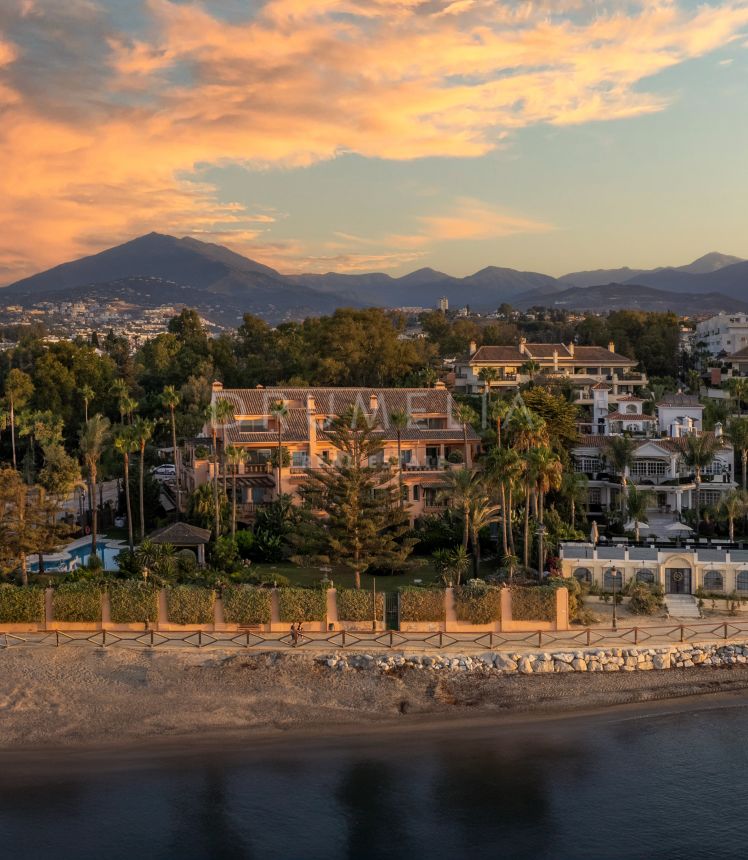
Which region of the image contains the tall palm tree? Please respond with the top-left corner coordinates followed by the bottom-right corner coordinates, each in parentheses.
top-left (389, 409), bottom-right (409, 507)
top-left (490, 398), bottom-right (512, 449)
top-left (437, 467), bottom-right (481, 551)
top-left (520, 359), bottom-right (541, 384)
top-left (529, 445), bottom-right (563, 526)
top-left (478, 367), bottom-right (498, 420)
top-left (728, 377), bottom-right (748, 416)
top-left (625, 485), bottom-right (653, 542)
top-left (113, 425), bottom-right (138, 552)
top-left (720, 489), bottom-right (747, 542)
top-left (607, 435), bottom-right (637, 514)
top-left (78, 414), bottom-right (111, 560)
top-left (484, 445), bottom-right (518, 558)
top-left (80, 385), bottom-right (95, 424)
top-left (682, 433), bottom-right (721, 536)
top-left (728, 417), bottom-right (748, 491)
top-left (561, 470), bottom-right (589, 528)
top-left (451, 401), bottom-right (478, 465)
top-left (270, 399), bottom-right (289, 496)
top-left (225, 443), bottom-right (246, 539)
top-left (133, 417), bottom-right (154, 540)
top-left (4, 368), bottom-right (33, 471)
top-left (161, 385), bottom-right (182, 518)
top-left (119, 394), bottom-right (138, 425)
top-left (215, 398), bottom-right (235, 496)
top-left (467, 489), bottom-right (501, 576)
top-left (507, 409), bottom-right (548, 566)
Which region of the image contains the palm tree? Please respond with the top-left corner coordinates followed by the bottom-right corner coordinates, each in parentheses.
top-left (490, 398), bottom-right (512, 449)
top-left (625, 485), bottom-right (653, 542)
top-left (682, 433), bottom-right (721, 536)
top-left (607, 435), bottom-right (636, 514)
top-left (113, 425), bottom-right (138, 551)
top-left (215, 397), bottom-right (235, 496)
top-left (467, 489), bottom-right (501, 576)
top-left (78, 414), bottom-right (111, 560)
top-left (529, 446), bottom-right (563, 526)
top-left (133, 417), bottom-right (154, 540)
top-left (728, 377), bottom-right (748, 416)
top-left (437, 468), bottom-right (481, 551)
top-left (507, 409), bottom-right (548, 566)
top-left (478, 367), bottom-right (498, 420)
top-left (119, 394), bottom-right (138, 425)
top-left (206, 399), bottom-right (234, 539)
top-left (728, 417), bottom-right (748, 491)
top-left (4, 368), bottom-right (33, 471)
top-left (161, 385), bottom-right (182, 517)
top-left (720, 489), bottom-right (747, 542)
top-left (485, 445), bottom-right (520, 558)
top-left (561, 470), bottom-right (589, 528)
top-left (389, 409), bottom-right (409, 507)
top-left (451, 401), bottom-right (478, 465)
top-left (80, 385), bottom-right (95, 423)
top-left (520, 359), bottom-right (541, 384)
top-left (270, 399), bottom-right (289, 496)
top-left (225, 444), bottom-right (246, 539)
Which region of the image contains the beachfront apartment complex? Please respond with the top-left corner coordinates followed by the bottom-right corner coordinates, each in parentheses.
top-left (695, 312), bottom-right (748, 357)
top-left (453, 338), bottom-right (647, 408)
top-left (182, 383), bottom-right (480, 524)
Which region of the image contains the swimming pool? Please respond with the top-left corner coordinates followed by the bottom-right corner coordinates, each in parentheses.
top-left (30, 538), bottom-right (126, 573)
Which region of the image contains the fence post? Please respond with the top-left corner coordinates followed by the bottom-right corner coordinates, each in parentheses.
top-left (634, 627), bottom-right (639, 645)
top-left (44, 588), bottom-right (53, 631)
top-left (586, 628), bottom-right (591, 646)
top-left (680, 625), bottom-right (685, 642)
top-left (537, 630), bottom-right (542, 648)
top-left (724, 622), bottom-right (728, 640)
top-left (342, 629), bottom-right (346, 647)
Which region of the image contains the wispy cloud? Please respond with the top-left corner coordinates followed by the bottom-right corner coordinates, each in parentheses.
top-left (1, 0), bottom-right (747, 279)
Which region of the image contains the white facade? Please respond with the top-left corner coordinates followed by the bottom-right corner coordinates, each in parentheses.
top-left (695, 313), bottom-right (748, 357)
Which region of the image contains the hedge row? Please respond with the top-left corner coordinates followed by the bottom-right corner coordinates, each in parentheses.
top-left (510, 585), bottom-right (556, 622)
top-left (222, 586), bottom-right (272, 625)
top-left (0, 586), bottom-right (45, 623)
top-left (278, 587), bottom-right (327, 622)
top-left (109, 582), bottom-right (159, 624)
top-left (52, 582), bottom-right (103, 622)
top-left (399, 587), bottom-right (445, 622)
top-left (454, 586), bottom-right (502, 625)
top-left (165, 586), bottom-right (215, 625)
top-left (336, 589), bottom-right (384, 622)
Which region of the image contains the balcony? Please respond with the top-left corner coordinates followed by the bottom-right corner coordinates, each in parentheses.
top-left (236, 502), bottom-right (271, 520)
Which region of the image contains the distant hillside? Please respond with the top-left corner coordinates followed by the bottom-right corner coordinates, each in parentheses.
top-left (623, 259), bottom-right (748, 300)
top-left (516, 283), bottom-right (748, 314)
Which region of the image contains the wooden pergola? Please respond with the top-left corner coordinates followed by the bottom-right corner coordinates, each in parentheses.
top-left (148, 522), bottom-right (212, 566)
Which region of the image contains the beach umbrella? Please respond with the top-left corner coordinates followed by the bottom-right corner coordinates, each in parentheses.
top-left (666, 522), bottom-right (693, 533)
top-left (590, 520), bottom-right (599, 545)
top-left (625, 520), bottom-right (650, 532)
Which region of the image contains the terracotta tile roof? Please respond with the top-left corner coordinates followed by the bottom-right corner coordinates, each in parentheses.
top-left (656, 393), bottom-right (703, 408)
top-left (591, 382), bottom-right (611, 391)
top-left (573, 345), bottom-right (633, 363)
top-left (615, 394), bottom-right (645, 402)
top-left (606, 412), bottom-right (656, 421)
top-left (470, 343), bottom-right (635, 365)
top-left (575, 433), bottom-right (730, 453)
top-left (524, 343), bottom-right (572, 359)
top-left (728, 347), bottom-right (748, 360)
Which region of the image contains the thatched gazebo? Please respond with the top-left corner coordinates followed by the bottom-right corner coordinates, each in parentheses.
top-left (148, 522), bottom-right (212, 566)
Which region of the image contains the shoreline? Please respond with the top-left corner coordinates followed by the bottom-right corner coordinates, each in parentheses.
top-left (3, 647), bottom-right (748, 766)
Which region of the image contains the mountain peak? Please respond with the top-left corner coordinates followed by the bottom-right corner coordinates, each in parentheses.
top-left (678, 252), bottom-right (745, 275)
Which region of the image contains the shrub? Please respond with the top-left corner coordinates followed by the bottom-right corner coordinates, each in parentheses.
top-left (546, 576), bottom-right (582, 621)
top-left (454, 583), bottom-right (502, 624)
top-left (336, 589), bottom-right (384, 622)
top-left (510, 585), bottom-right (556, 622)
top-left (52, 582), bottom-right (103, 622)
top-left (0, 585), bottom-right (45, 623)
top-left (166, 586), bottom-right (215, 624)
top-left (277, 587), bottom-right (327, 622)
top-left (399, 587), bottom-right (445, 622)
top-left (235, 529), bottom-right (255, 560)
top-left (447, 450), bottom-right (464, 464)
top-left (109, 582), bottom-right (159, 624)
top-left (628, 583), bottom-right (665, 616)
top-left (222, 586), bottom-right (272, 625)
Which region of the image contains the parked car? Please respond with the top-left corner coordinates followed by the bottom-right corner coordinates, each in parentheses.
top-left (151, 464), bottom-right (176, 479)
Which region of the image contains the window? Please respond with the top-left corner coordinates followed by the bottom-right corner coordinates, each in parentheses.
top-left (239, 419), bottom-right (268, 432)
top-left (636, 569), bottom-right (655, 584)
top-left (573, 567), bottom-right (592, 583)
top-left (246, 448), bottom-right (271, 464)
top-left (413, 417), bottom-right (447, 430)
top-left (575, 456), bottom-right (601, 473)
top-left (626, 404), bottom-right (638, 414)
top-left (604, 568), bottom-right (623, 590)
top-left (703, 570), bottom-right (724, 591)
top-left (589, 488), bottom-right (601, 505)
top-left (737, 571), bottom-right (748, 593)
top-left (400, 449), bottom-right (413, 465)
top-left (631, 460), bottom-right (667, 477)
top-left (291, 451), bottom-right (309, 467)
top-left (413, 485), bottom-right (421, 501)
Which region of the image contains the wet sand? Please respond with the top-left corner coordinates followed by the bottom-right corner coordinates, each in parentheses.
top-left (3, 647), bottom-right (748, 756)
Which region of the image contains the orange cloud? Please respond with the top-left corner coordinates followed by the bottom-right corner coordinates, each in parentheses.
top-left (1, 0), bottom-right (747, 280)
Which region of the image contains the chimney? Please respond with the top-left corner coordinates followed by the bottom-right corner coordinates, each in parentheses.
top-left (469, 340), bottom-right (477, 356)
top-left (307, 394), bottom-right (317, 465)
top-left (434, 380), bottom-right (447, 390)
top-left (715, 421), bottom-right (723, 439)
top-left (212, 380), bottom-right (224, 393)
top-left (370, 393), bottom-right (379, 412)
top-left (608, 341), bottom-right (615, 354)
top-left (306, 394), bottom-right (316, 413)
top-left (568, 342), bottom-right (575, 358)
top-left (519, 337), bottom-right (527, 355)
top-left (671, 418), bottom-right (683, 438)
top-left (553, 348), bottom-right (559, 371)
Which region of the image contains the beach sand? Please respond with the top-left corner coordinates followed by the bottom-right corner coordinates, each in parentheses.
top-left (3, 647), bottom-right (748, 753)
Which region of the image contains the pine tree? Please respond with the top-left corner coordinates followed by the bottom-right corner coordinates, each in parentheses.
top-left (291, 409), bottom-right (415, 588)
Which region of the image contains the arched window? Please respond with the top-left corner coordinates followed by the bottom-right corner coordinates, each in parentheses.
top-left (626, 404), bottom-right (638, 414)
top-left (604, 568), bottom-right (623, 590)
top-left (703, 570), bottom-right (724, 592)
top-left (573, 567), bottom-right (592, 583)
top-left (636, 568), bottom-right (655, 584)
top-left (737, 571), bottom-right (748, 593)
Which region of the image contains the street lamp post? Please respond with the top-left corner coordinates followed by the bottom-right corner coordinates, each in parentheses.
top-left (611, 565), bottom-right (619, 631)
top-left (536, 524), bottom-right (547, 582)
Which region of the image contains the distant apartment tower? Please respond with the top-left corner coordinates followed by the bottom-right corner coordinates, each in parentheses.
top-left (695, 312), bottom-right (748, 356)
top-left (438, 296), bottom-right (449, 312)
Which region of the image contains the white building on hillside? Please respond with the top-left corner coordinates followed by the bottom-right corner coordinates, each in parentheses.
top-left (695, 312), bottom-right (748, 357)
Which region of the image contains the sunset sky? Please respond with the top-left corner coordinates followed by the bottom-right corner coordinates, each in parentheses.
top-left (1, 0), bottom-right (748, 283)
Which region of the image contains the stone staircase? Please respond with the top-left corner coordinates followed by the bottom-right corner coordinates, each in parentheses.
top-left (664, 594), bottom-right (701, 619)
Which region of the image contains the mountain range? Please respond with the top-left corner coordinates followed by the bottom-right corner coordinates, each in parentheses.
top-left (2, 234), bottom-right (747, 323)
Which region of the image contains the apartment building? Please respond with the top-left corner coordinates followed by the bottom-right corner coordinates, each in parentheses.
top-left (695, 312), bottom-right (748, 357)
top-left (453, 338), bottom-right (646, 406)
top-left (183, 383), bottom-right (480, 524)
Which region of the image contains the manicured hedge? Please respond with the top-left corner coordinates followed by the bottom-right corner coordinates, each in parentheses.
top-left (277, 587), bottom-right (327, 622)
top-left (109, 582), bottom-right (159, 624)
top-left (454, 586), bottom-right (502, 625)
top-left (510, 585), bottom-right (556, 622)
top-left (222, 586), bottom-right (272, 625)
top-left (0, 585), bottom-right (45, 624)
top-left (336, 589), bottom-right (384, 622)
top-left (52, 582), bottom-right (103, 623)
top-left (166, 586), bottom-right (215, 625)
top-left (399, 587), bottom-right (445, 622)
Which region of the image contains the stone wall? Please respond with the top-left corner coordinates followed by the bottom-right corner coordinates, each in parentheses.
top-left (317, 643), bottom-right (748, 674)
